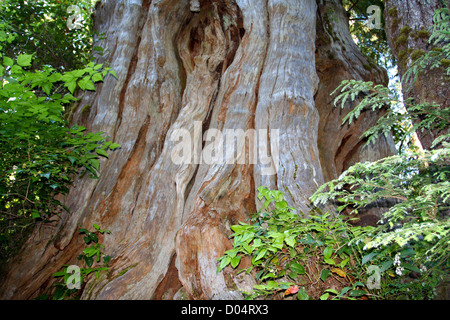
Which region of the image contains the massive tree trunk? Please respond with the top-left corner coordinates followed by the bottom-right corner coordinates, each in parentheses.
top-left (384, 0), bottom-right (449, 150)
top-left (0, 0), bottom-right (394, 300)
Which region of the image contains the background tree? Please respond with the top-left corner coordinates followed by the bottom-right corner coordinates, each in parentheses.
top-left (384, 0), bottom-right (449, 149)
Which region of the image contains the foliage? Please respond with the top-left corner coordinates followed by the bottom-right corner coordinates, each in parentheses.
top-left (0, 0), bottom-right (99, 71)
top-left (329, 79), bottom-right (449, 151)
top-left (311, 8), bottom-right (450, 299)
top-left (343, 0), bottom-right (396, 69)
top-left (218, 187), bottom-right (377, 300)
top-left (0, 29), bottom-right (118, 259)
top-left (36, 224), bottom-right (111, 300)
top-left (218, 187), bottom-right (447, 300)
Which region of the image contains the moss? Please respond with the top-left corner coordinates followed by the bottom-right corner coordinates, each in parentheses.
top-left (395, 34), bottom-right (408, 49)
top-left (81, 104), bottom-right (91, 117)
top-left (411, 49), bottom-right (426, 61)
top-left (414, 28), bottom-right (430, 40)
top-left (393, 26), bottom-right (412, 50)
top-left (397, 48), bottom-right (413, 69)
top-left (400, 25), bottom-right (412, 35)
top-left (397, 50), bottom-right (408, 67)
top-left (388, 7), bottom-right (398, 17)
top-left (441, 59), bottom-right (450, 68)
top-left (118, 262), bottom-right (139, 277)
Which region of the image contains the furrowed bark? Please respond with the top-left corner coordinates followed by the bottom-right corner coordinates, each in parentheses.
top-left (0, 0), bottom-right (394, 299)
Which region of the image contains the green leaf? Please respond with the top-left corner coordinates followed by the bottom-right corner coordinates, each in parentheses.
top-left (79, 228), bottom-right (90, 234)
top-left (290, 262), bottom-right (305, 275)
top-left (92, 72), bottom-right (103, 83)
top-left (84, 256), bottom-right (94, 268)
top-left (103, 255), bottom-right (111, 264)
top-left (31, 211), bottom-right (41, 219)
top-left (285, 235), bottom-right (296, 247)
top-left (323, 246), bottom-right (333, 259)
top-left (320, 269), bottom-right (330, 282)
top-left (96, 148), bottom-right (109, 158)
top-left (88, 158), bottom-right (100, 171)
top-left (3, 56), bottom-right (14, 66)
top-left (108, 142), bottom-right (121, 150)
top-left (109, 70), bottom-right (117, 78)
top-left (52, 270), bottom-right (68, 277)
top-left (254, 249), bottom-right (267, 262)
top-left (217, 256), bottom-right (231, 272)
top-left (83, 247), bottom-right (98, 257)
top-left (17, 54), bottom-right (32, 67)
top-left (78, 76), bottom-right (96, 91)
top-left (320, 293), bottom-right (329, 300)
top-left (66, 80), bottom-right (77, 94)
top-left (230, 255), bottom-right (241, 268)
top-left (362, 252), bottom-right (377, 265)
top-left (297, 288), bottom-right (309, 300)
top-left (349, 290), bottom-right (367, 297)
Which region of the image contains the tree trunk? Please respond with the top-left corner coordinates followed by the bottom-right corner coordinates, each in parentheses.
top-left (384, 0), bottom-right (449, 150)
top-left (0, 0), bottom-right (394, 300)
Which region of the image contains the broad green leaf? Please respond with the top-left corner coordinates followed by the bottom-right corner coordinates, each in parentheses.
top-left (92, 72), bottom-right (103, 83)
top-left (108, 142), bottom-right (121, 150)
top-left (217, 256), bottom-right (231, 272)
top-left (320, 293), bottom-right (329, 300)
top-left (323, 246), bottom-right (333, 259)
top-left (3, 56), bottom-right (14, 66)
top-left (96, 148), bottom-right (109, 158)
top-left (254, 249), bottom-right (267, 262)
top-left (109, 70), bottom-right (117, 78)
top-left (230, 255), bottom-right (241, 268)
top-left (285, 235), bottom-right (296, 247)
top-left (349, 290), bottom-right (367, 297)
top-left (66, 80), bottom-right (77, 94)
top-left (320, 269), bottom-right (330, 282)
top-left (17, 54), bottom-right (32, 67)
top-left (297, 288), bottom-right (309, 300)
top-left (290, 262), bottom-right (305, 275)
top-left (31, 211), bottom-right (41, 219)
top-left (88, 159), bottom-right (100, 171)
top-left (362, 252), bottom-right (377, 265)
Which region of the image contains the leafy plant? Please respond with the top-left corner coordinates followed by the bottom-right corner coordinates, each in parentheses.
top-left (0, 30), bottom-right (119, 259)
top-left (0, 0), bottom-right (99, 71)
top-left (217, 186), bottom-right (377, 300)
top-left (37, 224), bottom-right (111, 300)
top-left (218, 186), bottom-right (446, 300)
